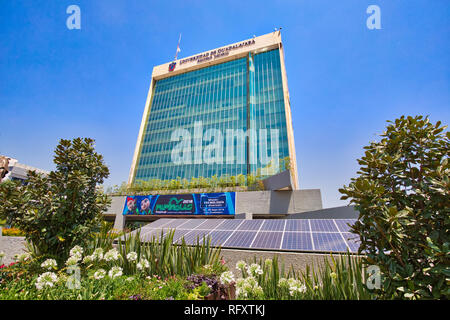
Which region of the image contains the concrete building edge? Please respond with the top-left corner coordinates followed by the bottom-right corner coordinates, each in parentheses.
top-left (128, 77), bottom-right (155, 185)
top-left (277, 34), bottom-right (299, 190)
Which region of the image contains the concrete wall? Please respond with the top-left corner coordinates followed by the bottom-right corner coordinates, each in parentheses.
top-left (287, 205), bottom-right (359, 219)
top-left (220, 249), bottom-right (335, 275)
top-left (261, 169), bottom-right (293, 191)
top-left (105, 196), bottom-right (126, 230)
top-left (235, 190), bottom-right (322, 215)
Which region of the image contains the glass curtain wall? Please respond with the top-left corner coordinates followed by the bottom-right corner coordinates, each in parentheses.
top-left (134, 48), bottom-right (289, 182)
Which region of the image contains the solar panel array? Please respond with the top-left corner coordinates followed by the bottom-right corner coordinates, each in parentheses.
top-left (128, 218), bottom-right (360, 253)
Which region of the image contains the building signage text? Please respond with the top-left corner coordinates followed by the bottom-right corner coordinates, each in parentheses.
top-left (179, 39), bottom-right (256, 66)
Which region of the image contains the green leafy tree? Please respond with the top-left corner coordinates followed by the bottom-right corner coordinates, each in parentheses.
top-left (340, 116), bottom-right (449, 299)
top-left (0, 138), bottom-right (111, 262)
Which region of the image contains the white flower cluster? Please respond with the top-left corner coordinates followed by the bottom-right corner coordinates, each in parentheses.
top-left (82, 248), bottom-right (104, 264)
top-left (278, 278), bottom-right (307, 296)
top-left (93, 269), bottom-right (106, 280)
top-left (126, 252), bottom-right (138, 262)
top-left (41, 259), bottom-right (57, 270)
top-left (236, 276), bottom-right (263, 299)
top-left (108, 266), bottom-right (123, 278)
top-left (104, 248), bottom-right (121, 262)
top-left (137, 259), bottom-right (150, 271)
top-left (235, 260), bottom-right (247, 270)
top-left (15, 252), bottom-right (31, 262)
top-left (35, 272), bottom-right (58, 290)
top-left (66, 245), bottom-right (83, 266)
top-left (70, 245), bottom-right (83, 257)
top-left (247, 263), bottom-right (263, 276)
top-left (83, 255), bottom-right (93, 264)
top-left (92, 248), bottom-right (104, 260)
top-left (66, 255), bottom-right (81, 266)
top-left (219, 271), bottom-right (235, 285)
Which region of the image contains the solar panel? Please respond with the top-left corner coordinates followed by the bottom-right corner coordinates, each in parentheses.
top-left (251, 232), bottom-right (283, 249)
top-left (181, 230), bottom-right (211, 245)
top-left (216, 219), bottom-right (243, 230)
top-left (208, 230), bottom-right (233, 246)
top-left (194, 219), bottom-right (225, 230)
top-left (140, 229), bottom-right (165, 242)
top-left (281, 232), bottom-right (313, 251)
top-left (334, 219), bottom-right (355, 233)
top-left (285, 219), bottom-right (309, 232)
top-left (178, 219), bottom-right (206, 229)
top-left (260, 220), bottom-right (285, 231)
top-left (342, 232), bottom-right (360, 252)
top-left (146, 218), bottom-right (174, 228)
top-left (223, 231), bottom-right (257, 248)
top-left (161, 219), bottom-right (190, 229)
top-left (135, 218), bottom-right (360, 253)
top-left (169, 229), bottom-right (191, 243)
top-left (310, 219), bottom-right (339, 232)
top-left (237, 220), bottom-right (263, 231)
top-left (312, 233), bottom-right (348, 252)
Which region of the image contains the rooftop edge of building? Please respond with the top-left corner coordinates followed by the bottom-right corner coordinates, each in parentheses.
top-left (151, 31), bottom-right (283, 80)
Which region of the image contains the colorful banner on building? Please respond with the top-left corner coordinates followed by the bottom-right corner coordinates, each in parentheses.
top-left (122, 192), bottom-right (235, 216)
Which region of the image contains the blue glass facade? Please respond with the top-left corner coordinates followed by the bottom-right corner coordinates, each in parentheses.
top-left (133, 48), bottom-right (289, 182)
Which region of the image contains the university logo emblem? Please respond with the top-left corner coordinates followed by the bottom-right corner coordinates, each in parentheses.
top-left (169, 62), bottom-right (176, 72)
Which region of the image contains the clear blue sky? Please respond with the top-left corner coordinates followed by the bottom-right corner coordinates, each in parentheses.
top-left (1, 0), bottom-right (449, 208)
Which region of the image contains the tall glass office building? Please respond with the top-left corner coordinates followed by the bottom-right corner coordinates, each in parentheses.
top-left (129, 32), bottom-right (299, 189)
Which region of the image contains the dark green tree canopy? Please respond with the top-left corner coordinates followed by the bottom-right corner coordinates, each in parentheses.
top-left (340, 115), bottom-right (449, 299)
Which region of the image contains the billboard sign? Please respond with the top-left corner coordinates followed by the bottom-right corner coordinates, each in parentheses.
top-left (122, 192), bottom-right (235, 216)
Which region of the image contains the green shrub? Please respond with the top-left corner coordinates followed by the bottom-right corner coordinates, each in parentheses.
top-left (340, 116), bottom-right (449, 299)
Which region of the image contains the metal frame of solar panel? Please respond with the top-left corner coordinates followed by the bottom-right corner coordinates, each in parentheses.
top-left (131, 218), bottom-right (360, 254)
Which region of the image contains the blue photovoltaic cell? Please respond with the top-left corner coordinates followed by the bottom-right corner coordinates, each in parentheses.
top-left (312, 233), bottom-right (348, 252)
top-left (148, 219), bottom-right (174, 228)
top-left (237, 220), bottom-right (263, 231)
top-left (177, 219), bottom-right (206, 229)
top-left (342, 232), bottom-right (360, 252)
top-left (208, 231), bottom-right (233, 246)
top-left (285, 220), bottom-right (310, 232)
top-left (170, 229), bottom-right (192, 243)
top-left (195, 219), bottom-right (226, 230)
top-left (181, 230), bottom-right (211, 245)
top-left (223, 231), bottom-right (257, 248)
top-left (310, 219), bottom-right (339, 232)
top-left (281, 232), bottom-right (313, 251)
top-left (216, 219), bottom-right (244, 230)
top-left (260, 220), bottom-right (285, 231)
top-left (334, 219), bottom-right (355, 233)
top-left (251, 232), bottom-right (283, 249)
top-left (152, 218), bottom-right (178, 228)
top-left (160, 219), bottom-right (191, 230)
top-left (139, 229), bottom-right (164, 242)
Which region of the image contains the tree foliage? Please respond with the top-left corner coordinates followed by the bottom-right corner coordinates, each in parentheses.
top-left (340, 116), bottom-right (449, 299)
top-left (0, 138), bottom-right (110, 262)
